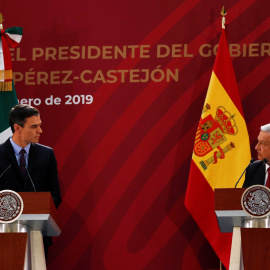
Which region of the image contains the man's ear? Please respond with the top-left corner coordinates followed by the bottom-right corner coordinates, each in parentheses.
top-left (13, 124), bottom-right (21, 133)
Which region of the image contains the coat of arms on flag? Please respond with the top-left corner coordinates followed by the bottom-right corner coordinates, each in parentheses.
top-left (194, 104), bottom-right (238, 170)
top-left (0, 13), bottom-right (23, 91)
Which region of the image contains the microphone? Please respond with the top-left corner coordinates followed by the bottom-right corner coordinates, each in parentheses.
top-left (25, 166), bottom-right (37, 192)
top-left (235, 158), bottom-right (255, 188)
top-left (263, 159), bottom-right (269, 164)
top-left (0, 164), bottom-right (12, 179)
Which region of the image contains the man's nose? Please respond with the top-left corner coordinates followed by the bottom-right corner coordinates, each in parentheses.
top-left (255, 142), bottom-right (259, 150)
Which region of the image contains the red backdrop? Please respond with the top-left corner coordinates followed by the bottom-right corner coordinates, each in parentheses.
top-left (2, 0), bottom-right (270, 269)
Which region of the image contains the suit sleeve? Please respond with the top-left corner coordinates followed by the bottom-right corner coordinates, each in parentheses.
top-left (242, 167), bottom-right (250, 188)
top-left (48, 149), bottom-right (62, 208)
top-left (242, 161), bottom-right (266, 188)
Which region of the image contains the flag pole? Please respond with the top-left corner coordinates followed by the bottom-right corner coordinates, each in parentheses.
top-left (221, 6), bottom-right (227, 29)
top-left (0, 13), bottom-right (3, 29)
top-left (220, 9), bottom-right (227, 270)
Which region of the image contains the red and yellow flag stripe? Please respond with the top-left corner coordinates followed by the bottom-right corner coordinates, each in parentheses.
top-left (185, 29), bottom-right (251, 268)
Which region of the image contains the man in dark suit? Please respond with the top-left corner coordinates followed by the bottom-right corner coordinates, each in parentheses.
top-left (243, 124), bottom-right (270, 187)
top-left (0, 104), bottom-right (61, 256)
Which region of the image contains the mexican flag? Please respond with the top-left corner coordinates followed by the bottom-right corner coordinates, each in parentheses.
top-left (185, 29), bottom-right (251, 269)
top-left (0, 27), bottom-right (22, 143)
top-left (0, 81), bottom-right (18, 143)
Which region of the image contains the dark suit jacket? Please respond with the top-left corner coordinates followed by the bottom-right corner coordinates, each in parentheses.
top-left (242, 160), bottom-right (266, 187)
top-left (0, 138), bottom-right (61, 207)
top-left (0, 138), bottom-right (62, 250)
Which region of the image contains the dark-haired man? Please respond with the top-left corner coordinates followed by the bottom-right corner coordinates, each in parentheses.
top-left (0, 104), bottom-right (62, 256)
top-left (243, 124), bottom-right (270, 187)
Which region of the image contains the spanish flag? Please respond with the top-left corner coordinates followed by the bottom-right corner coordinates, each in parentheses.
top-left (185, 29), bottom-right (251, 268)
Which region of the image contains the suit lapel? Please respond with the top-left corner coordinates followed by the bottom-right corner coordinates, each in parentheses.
top-left (260, 164), bottom-right (267, 185)
top-left (251, 161), bottom-right (266, 186)
top-left (28, 143), bottom-right (36, 175)
top-left (4, 139), bottom-right (25, 183)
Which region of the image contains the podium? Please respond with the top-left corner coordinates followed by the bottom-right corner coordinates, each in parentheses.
top-left (215, 188), bottom-right (270, 270)
top-left (0, 192), bottom-right (61, 270)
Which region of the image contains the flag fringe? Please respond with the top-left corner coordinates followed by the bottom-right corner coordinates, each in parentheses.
top-left (0, 69), bottom-right (13, 91)
top-left (0, 81), bottom-right (13, 91)
top-left (0, 70), bottom-right (13, 80)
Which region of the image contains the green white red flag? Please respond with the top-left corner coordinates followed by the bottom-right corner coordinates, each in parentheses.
top-left (0, 26), bottom-right (22, 142)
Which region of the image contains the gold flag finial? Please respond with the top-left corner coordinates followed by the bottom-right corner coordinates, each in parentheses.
top-left (0, 13), bottom-right (4, 29)
top-left (221, 6), bottom-right (227, 29)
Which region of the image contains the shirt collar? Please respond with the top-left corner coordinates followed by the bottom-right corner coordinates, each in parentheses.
top-left (265, 163), bottom-right (270, 172)
top-left (9, 137), bottom-right (31, 155)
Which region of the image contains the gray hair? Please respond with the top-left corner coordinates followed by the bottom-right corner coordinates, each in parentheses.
top-left (261, 124), bottom-right (270, 133)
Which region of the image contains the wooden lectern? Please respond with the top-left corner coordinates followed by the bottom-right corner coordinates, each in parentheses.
top-left (0, 192), bottom-right (61, 270)
top-left (215, 188), bottom-right (270, 270)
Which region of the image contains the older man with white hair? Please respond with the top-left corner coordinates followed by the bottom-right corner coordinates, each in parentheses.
top-left (243, 124), bottom-right (270, 187)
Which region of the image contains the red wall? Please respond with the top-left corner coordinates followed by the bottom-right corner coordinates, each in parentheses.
top-left (2, 0), bottom-right (270, 269)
